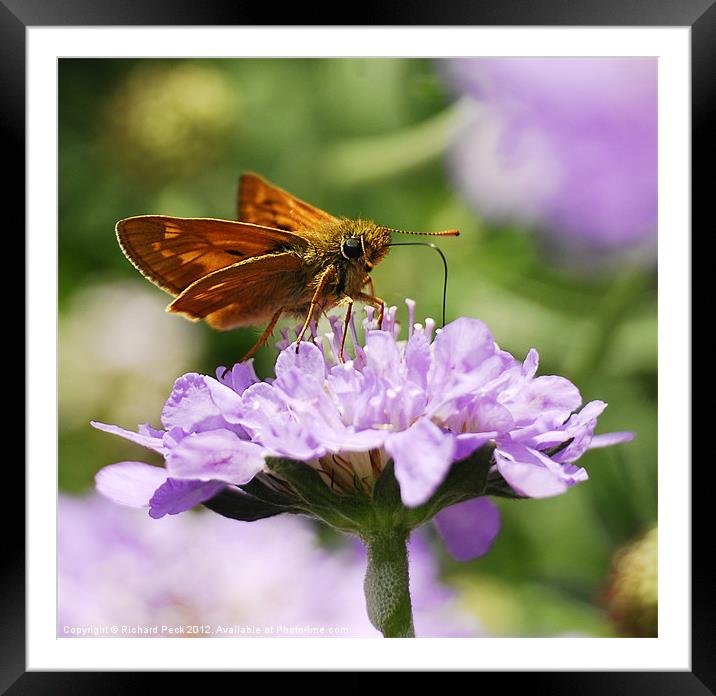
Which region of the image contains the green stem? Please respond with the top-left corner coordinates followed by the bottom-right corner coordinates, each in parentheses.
top-left (362, 529), bottom-right (415, 638)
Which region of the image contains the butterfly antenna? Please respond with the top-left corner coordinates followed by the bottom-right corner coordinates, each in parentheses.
top-left (381, 226), bottom-right (460, 238)
top-left (388, 242), bottom-right (452, 327)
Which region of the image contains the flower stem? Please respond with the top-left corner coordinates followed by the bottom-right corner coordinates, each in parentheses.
top-left (362, 529), bottom-right (415, 638)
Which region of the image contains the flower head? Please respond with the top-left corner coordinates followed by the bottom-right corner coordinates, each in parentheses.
top-left (94, 301), bottom-right (632, 557)
top-left (445, 58), bottom-right (657, 261)
top-left (603, 526), bottom-right (658, 637)
top-left (59, 493), bottom-right (480, 637)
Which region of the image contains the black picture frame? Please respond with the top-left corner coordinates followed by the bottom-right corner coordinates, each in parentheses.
top-left (10, 0), bottom-right (703, 689)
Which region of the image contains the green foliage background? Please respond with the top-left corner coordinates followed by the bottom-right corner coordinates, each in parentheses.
top-left (58, 58), bottom-right (657, 637)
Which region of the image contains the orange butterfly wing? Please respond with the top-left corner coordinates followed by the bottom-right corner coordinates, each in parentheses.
top-left (238, 172), bottom-right (338, 235)
top-left (167, 252), bottom-right (308, 330)
top-left (116, 215), bottom-right (309, 295)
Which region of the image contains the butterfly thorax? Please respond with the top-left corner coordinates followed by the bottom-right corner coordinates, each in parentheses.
top-left (300, 218), bottom-right (390, 300)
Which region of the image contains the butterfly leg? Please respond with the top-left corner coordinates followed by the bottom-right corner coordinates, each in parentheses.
top-left (354, 291), bottom-right (385, 330)
top-left (220, 307), bottom-right (283, 378)
top-left (295, 266), bottom-right (334, 352)
top-left (362, 275), bottom-right (377, 298)
top-left (242, 307), bottom-right (284, 362)
top-left (360, 276), bottom-right (385, 328)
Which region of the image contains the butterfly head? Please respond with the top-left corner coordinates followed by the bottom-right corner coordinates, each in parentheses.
top-left (338, 220), bottom-right (392, 271)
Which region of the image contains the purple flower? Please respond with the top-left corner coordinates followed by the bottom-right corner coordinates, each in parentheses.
top-left (93, 301), bottom-right (632, 558)
top-left (445, 58), bottom-right (657, 258)
top-left (59, 493), bottom-right (482, 637)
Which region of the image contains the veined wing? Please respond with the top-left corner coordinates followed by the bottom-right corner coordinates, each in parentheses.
top-left (116, 215), bottom-right (308, 295)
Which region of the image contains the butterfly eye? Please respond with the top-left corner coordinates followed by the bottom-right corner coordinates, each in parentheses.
top-left (342, 237), bottom-right (364, 259)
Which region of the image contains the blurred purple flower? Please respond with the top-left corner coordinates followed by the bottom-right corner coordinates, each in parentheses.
top-left (59, 493), bottom-right (481, 637)
top-left (445, 58), bottom-right (657, 258)
top-left (93, 301), bottom-right (632, 559)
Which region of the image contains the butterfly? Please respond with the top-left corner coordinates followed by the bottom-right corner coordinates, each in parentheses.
top-left (116, 172), bottom-right (458, 362)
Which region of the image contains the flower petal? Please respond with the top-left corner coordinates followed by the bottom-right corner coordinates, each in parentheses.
top-left (316, 426), bottom-right (388, 454)
top-left (148, 478), bottom-right (225, 518)
top-left (138, 423), bottom-right (165, 440)
top-left (166, 430), bottom-right (266, 484)
top-left (589, 431), bottom-right (635, 448)
top-left (551, 400), bottom-right (609, 462)
top-left (204, 377), bottom-right (244, 424)
top-left (216, 360), bottom-right (259, 394)
top-left (433, 317), bottom-right (496, 374)
top-left (364, 330), bottom-right (402, 382)
top-left (91, 421), bottom-right (165, 454)
top-left (275, 340), bottom-right (326, 379)
top-left (385, 418), bottom-right (456, 507)
top-left (522, 348), bottom-right (539, 379)
top-left (162, 373), bottom-right (241, 432)
top-left (574, 399), bottom-right (608, 421)
top-left (404, 327), bottom-right (431, 391)
top-left (473, 398), bottom-right (514, 433)
top-left (495, 441), bottom-right (587, 498)
top-left (239, 382), bottom-right (327, 460)
top-left (428, 354), bottom-right (516, 422)
top-left (503, 375), bottom-right (582, 426)
top-left (240, 382), bottom-right (290, 429)
top-left (454, 432), bottom-right (496, 460)
top-left (435, 497), bottom-right (501, 561)
top-left (95, 461), bottom-right (168, 508)
top-left (274, 369), bottom-right (344, 430)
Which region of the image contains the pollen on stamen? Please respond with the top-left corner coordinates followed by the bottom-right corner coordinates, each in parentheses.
top-left (425, 317), bottom-right (436, 342)
top-left (311, 332), bottom-right (327, 359)
top-left (327, 314), bottom-right (342, 339)
top-left (406, 299), bottom-right (416, 340)
top-left (348, 313), bottom-right (363, 361)
top-left (324, 331), bottom-right (342, 366)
